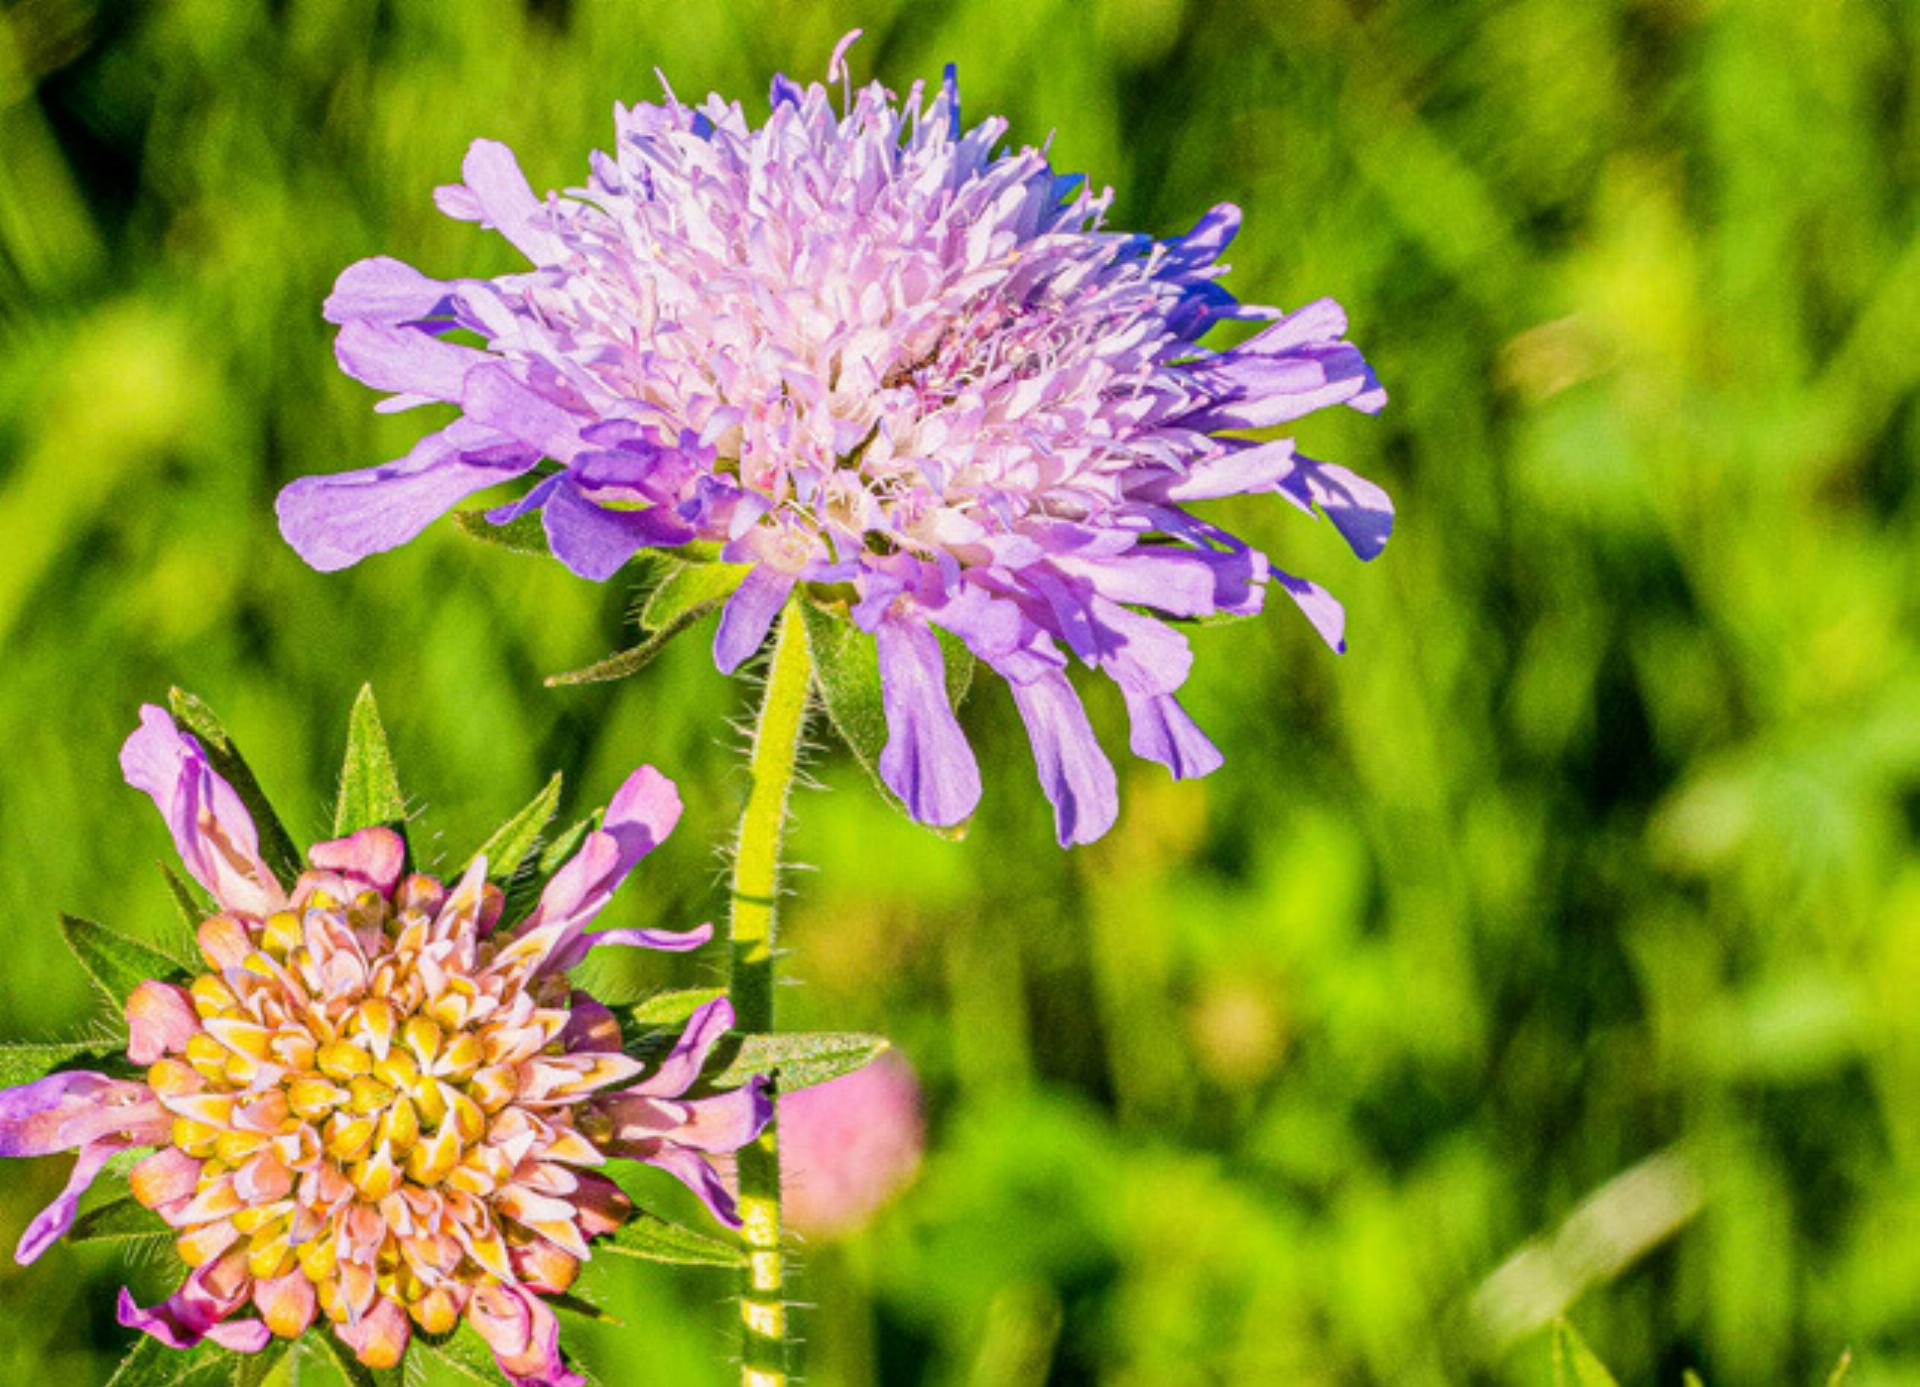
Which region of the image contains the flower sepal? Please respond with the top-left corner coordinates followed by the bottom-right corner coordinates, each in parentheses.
top-left (800, 597), bottom-right (976, 840)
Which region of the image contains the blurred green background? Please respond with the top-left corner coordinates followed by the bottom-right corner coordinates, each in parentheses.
top-left (0, 0), bottom-right (1914, 1382)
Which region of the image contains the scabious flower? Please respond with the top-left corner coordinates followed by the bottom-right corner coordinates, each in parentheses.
top-left (279, 31), bottom-right (1392, 846)
top-left (777, 1050), bottom-right (923, 1241)
top-left (0, 708), bottom-right (770, 1385)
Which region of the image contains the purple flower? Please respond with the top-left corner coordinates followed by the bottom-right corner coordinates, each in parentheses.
top-left (0, 708), bottom-right (767, 1383)
top-left (282, 32), bottom-right (1391, 845)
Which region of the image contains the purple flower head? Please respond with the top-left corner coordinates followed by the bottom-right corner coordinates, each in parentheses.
top-left (282, 32), bottom-right (1391, 845)
top-left (0, 703), bottom-right (767, 1383)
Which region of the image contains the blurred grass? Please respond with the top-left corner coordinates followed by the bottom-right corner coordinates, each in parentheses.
top-left (0, 0), bottom-right (1914, 1383)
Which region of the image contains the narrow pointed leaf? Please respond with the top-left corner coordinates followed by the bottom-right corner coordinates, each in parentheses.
top-left (470, 772), bottom-right (563, 884)
top-left (1682, 1374), bottom-right (1705, 1387)
top-left (1827, 1352), bottom-right (1854, 1387)
top-left (708, 1031), bottom-right (890, 1094)
top-left (105, 1336), bottom-right (234, 1387)
top-left (233, 1340), bottom-right (291, 1387)
top-left (551, 1292), bottom-right (621, 1325)
top-left (1553, 1319), bottom-right (1621, 1387)
top-left (639, 559), bottom-right (752, 631)
top-left (60, 913), bottom-right (192, 1002)
top-left (307, 1329), bottom-right (403, 1387)
top-left (333, 685), bottom-right (408, 838)
top-left (168, 689), bottom-right (303, 889)
top-left (501, 813), bottom-right (596, 926)
top-left (453, 506), bottom-right (549, 556)
top-left (67, 1196), bottom-right (174, 1249)
top-left (158, 861), bottom-right (213, 931)
top-left (0, 1038), bottom-right (117, 1086)
top-left (599, 1208), bottom-right (745, 1268)
top-left (629, 987), bottom-right (727, 1027)
top-left (411, 1331), bottom-right (499, 1386)
top-left (546, 599), bottom-right (723, 687)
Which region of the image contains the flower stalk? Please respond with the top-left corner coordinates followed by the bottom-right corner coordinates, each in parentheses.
top-left (730, 601), bottom-right (813, 1386)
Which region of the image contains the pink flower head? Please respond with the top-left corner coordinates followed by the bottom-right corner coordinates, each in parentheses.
top-left (778, 1051), bottom-right (924, 1241)
top-left (0, 707), bottom-right (769, 1384)
top-left (280, 33), bottom-right (1391, 846)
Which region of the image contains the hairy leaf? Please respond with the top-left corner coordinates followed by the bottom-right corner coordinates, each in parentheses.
top-left (546, 599), bottom-right (722, 687)
top-left (599, 1209), bottom-right (745, 1268)
top-left (67, 1196), bottom-right (174, 1250)
top-left (470, 772), bottom-right (563, 885)
top-left (333, 684), bottom-right (408, 838)
top-left (628, 987), bottom-right (727, 1027)
top-left (232, 1340), bottom-right (291, 1387)
top-left (59, 913), bottom-right (192, 1003)
top-left (708, 1030), bottom-right (889, 1094)
top-left (0, 1038), bottom-right (116, 1086)
top-left (639, 559), bottom-right (751, 632)
top-left (157, 861), bottom-right (212, 931)
top-left (801, 599), bottom-right (972, 837)
top-left (104, 1336), bottom-right (233, 1387)
top-left (453, 506), bottom-right (549, 556)
top-left (498, 811), bottom-right (597, 927)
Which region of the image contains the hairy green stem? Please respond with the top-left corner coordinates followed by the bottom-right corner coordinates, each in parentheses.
top-left (731, 601), bottom-right (811, 1387)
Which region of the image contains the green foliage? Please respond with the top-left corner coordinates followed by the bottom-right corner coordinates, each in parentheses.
top-left (332, 685), bottom-right (408, 838)
top-left (0, 1038), bottom-right (114, 1086)
top-left (707, 1030), bottom-right (890, 1094)
top-left (639, 560), bottom-right (752, 632)
top-left (103, 1336), bottom-right (242, 1387)
top-left (599, 1211), bottom-right (746, 1269)
top-left (156, 861), bottom-right (212, 931)
top-left (58, 913), bottom-right (190, 1003)
top-left (0, 3), bottom-right (1912, 1385)
top-left (453, 506), bottom-right (550, 557)
top-left (1552, 1320), bottom-right (1620, 1387)
top-left (469, 771), bottom-right (563, 883)
top-left (65, 1197), bottom-right (175, 1253)
top-left (546, 602), bottom-right (721, 687)
top-left (801, 598), bottom-right (974, 835)
top-left (625, 987), bottom-right (728, 1027)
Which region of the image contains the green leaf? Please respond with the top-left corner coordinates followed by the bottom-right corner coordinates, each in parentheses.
top-left (801, 599), bottom-right (971, 838)
top-left (1166, 608), bottom-right (1263, 629)
top-left (233, 1340), bottom-right (291, 1387)
top-left (104, 1335), bottom-right (234, 1387)
top-left (546, 600), bottom-right (721, 687)
top-left (306, 1330), bottom-right (402, 1387)
top-left (627, 987), bottom-right (727, 1028)
top-left (1552, 1319), bottom-right (1622, 1387)
top-left (936, 626), bottom-right (977, 710)
top-left (470, 773), bottom-right (563, 884)
top-left (1826, 1351), bottom-right (1854, 1387)
top-left (333, 685), bottom-right (408, 838)
top-left (639, 559), bottom-right (752, 632)
top-left (551, 1291), bottom-right (621, 1325)
top-left (598, 1208), bottom-right (745, 1268)
top-left (500, 812), bottom-right (597, 926)
top-left (709, 1030), bottom-right (889, 1094)
top-left (157, 861), bottom-right (212, 931)
top-left (411, 1332), bottom-right (499, 1385)
top-left (60, 913), bottom-right (192, 1002)
top-left (168, 689), bottom-right (304, 890)
top-left (453, 506), bottom-right (549, 556)
top-left (1682, 1373), bottom-right (1706, 1387)
top-left (68, 1196), bottom-right (174, 1250)
top-left (0, 1038), bottom-right (115, 1086)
